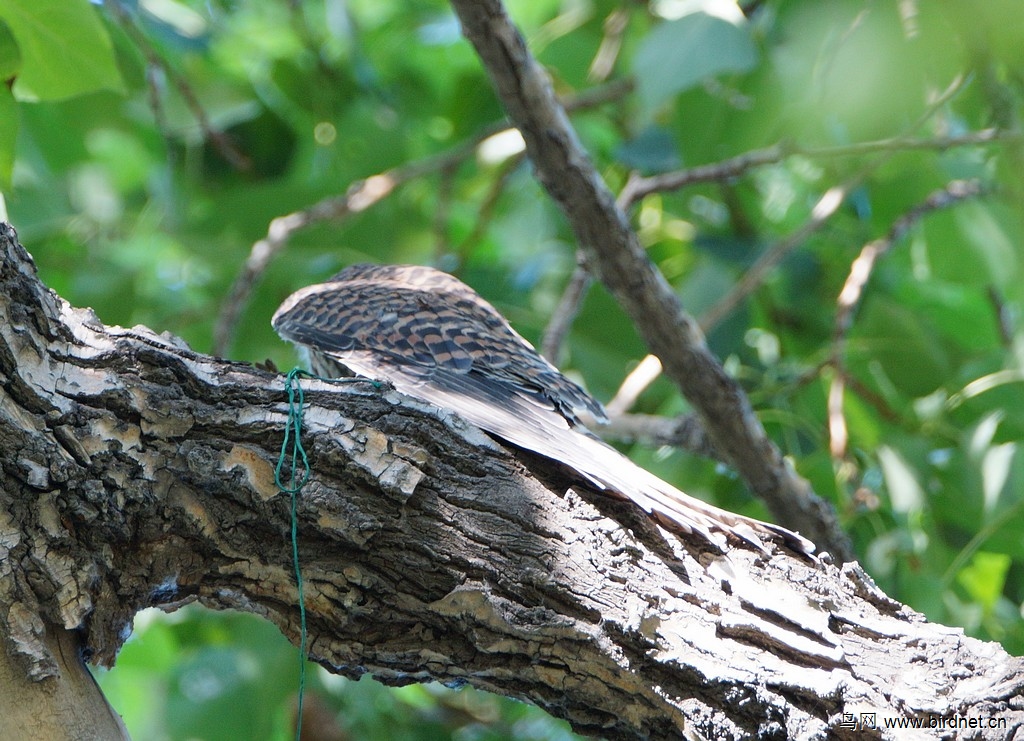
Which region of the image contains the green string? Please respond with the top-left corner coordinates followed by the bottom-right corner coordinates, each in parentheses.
top-left (275, 368), bottom-right (311, 741)
top-left (274, 368), bottom-right (380, 741)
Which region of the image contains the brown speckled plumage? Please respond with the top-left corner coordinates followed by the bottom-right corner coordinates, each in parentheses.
top-left (273, 264), bottom-right (813, 556)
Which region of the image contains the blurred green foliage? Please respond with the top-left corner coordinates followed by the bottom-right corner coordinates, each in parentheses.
top-left (2, 0), bottom-right (1024, 738)
top-left (95, 606), bottom-right (577, 741)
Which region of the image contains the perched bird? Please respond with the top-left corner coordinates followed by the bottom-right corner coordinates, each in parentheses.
top-left (273, 264), bottom-right (813, 555)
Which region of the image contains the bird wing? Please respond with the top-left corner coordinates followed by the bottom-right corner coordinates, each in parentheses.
top-left (273, 276), bottom-right (605, 424)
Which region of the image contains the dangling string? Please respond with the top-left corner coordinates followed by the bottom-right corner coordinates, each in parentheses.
top-left (275, 368), bottom-right (311, 741)
top-left (275, 368), bottom-right (380, 741)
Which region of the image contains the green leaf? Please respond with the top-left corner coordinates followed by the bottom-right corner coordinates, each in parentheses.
top-left (0, 20), bottom-right (20, 80)
top-left (895, 279), bottom-right (999, 352)
top-left (0, 0), bottom-right (124, 101)
top-left (633, 11), bottom-right (757, 115)
top-left (613, 126), bottom-right (682, 174)
top-left (0, 82), bottom-right (14, 187)
top-left (852, 299), bottom-right (952, 398)
top-left (878, 445), bottom-right (925, 515)
top-left (957, 551), bottom-right (1011, 611)
top-left (954, 203), bottom-right (1019, 289)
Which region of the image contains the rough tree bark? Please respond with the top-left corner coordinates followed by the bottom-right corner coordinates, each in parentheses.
top-left (1, 222), bottom-right (1022, 740)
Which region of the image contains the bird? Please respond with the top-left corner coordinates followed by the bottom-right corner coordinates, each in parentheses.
top-left (272, 264), bottom-right (813, 556)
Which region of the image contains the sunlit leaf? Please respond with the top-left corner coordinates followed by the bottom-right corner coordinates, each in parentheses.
top-left (0, 0), bottom-right (124, 100)
top-left (878, 446), bottom-right (925, 515)
top-left (0, 83), bottom-right (14, 187)
top-left (633, 11), bottom-right (756, 115)
top-left (957, 552), bottom-right (1011, 611)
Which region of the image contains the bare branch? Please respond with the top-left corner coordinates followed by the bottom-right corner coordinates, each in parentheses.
top-left (605, 354), bottom-right (664, 418)
top-left (617, 128), bottom-right (1019, 208)
top-left (618, 144), bottom-right (789, 211)
top-left (828, 179), bottom-right (987, 459)
top-left (588, 8), bottom-right (630, 83)
top-left (540, 258), bottom-right (592, 363)
top-left (800, 127), bottom-right (1021, 157)
top-left (601, 412), bottom-right (719, 458)
top-left (104, 0), bottom-right (251, 173)
top-left (451, 0), bottom-right (850, 558)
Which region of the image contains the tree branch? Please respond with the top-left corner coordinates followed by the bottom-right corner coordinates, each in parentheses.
top-left (2, 223), bottom-right (1023, 738)
top-left (616, 128), bottom-right (1019, 209)
top-left (450, 0), bottom-right (850, 560)
top-left (104, 0), bottom-right (251, 173)
top-left (829, 179), bottom-right (987, 460)
top-left (540, 258), bottom-right (592, 363)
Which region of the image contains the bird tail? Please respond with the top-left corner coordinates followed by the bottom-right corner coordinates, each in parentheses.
top-left (549, 429), bottom-right (815, 556)
top-left (314, 360), bottom-right (815, 556)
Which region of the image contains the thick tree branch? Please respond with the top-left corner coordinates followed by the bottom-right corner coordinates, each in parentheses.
top-left (4, 221), bottom-right (1022, 737)
top-left (0, 626), bottom-right (129, 740)
top-left (3, 224), bottom-right (1023, 738)
top-left (450, 0), bottom-right (850, 560)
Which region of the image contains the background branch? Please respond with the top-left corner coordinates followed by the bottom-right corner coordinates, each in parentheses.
top-left (104, 0), bottom-right (251, 173)
top-left (829, 179), bottom-right (987, 459)
top-left (540, 258), bottom-right (592, 363)
top-left (451, 0), bottom-right (850, 560)
top-left (617, 127), bottom-right (1017, 209)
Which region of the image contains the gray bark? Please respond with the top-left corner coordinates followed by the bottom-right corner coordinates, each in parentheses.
top-left (1, 224), bottom-right (1022, 740)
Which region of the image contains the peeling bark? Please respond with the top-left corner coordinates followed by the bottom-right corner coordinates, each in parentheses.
top-left (1, 224), bottom-right (1022, 739)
